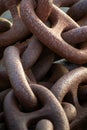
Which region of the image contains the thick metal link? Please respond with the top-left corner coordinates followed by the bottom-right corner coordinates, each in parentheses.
top-left (67, 0), bottom-right (87, 21)
top-left (62, 102), bottom-right (77, 123)
top-left (35, 0), bottom-right (53, 22)
top-left (4, 46), bottom-right (38, 110)
top-left (51, 67), bottom-right (87, 129)
top-left (32, 49), bottom-right (55, 81)
top-left (0, 1), bottom-right (29, 47)
top-left (36, 119), bottom-right (54, 130)
top-left (4, 85), bottom-right (70, 130)
top-left (20, 1), bottom-right (87, 64)
top-left (62, 26), bottom-right (87, 46)
top-left (1, 0), bottom-right (87, 129)
top-left (0, 0), bottom-right (53, 47)
top-left (21, 36), bottom-right (43, 69)
top-left (20, 0), bottom-right (53, 70)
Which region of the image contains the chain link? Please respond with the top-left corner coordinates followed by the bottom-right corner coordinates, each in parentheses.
top-left (0, 0), bottom-right (87, 130)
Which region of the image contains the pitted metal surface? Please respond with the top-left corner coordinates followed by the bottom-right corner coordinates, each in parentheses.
top-left (0, 0), bottom-right (87, 130)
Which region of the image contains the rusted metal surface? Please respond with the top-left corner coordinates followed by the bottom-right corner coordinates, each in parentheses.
top-left (0, 1), bottom-right (29, 47)
top-left (4, 46), bottom-right (38, 110)
top-left (67, 0), bottom-right (87, 21)
top-left (32, 49), bottom-right (55, 81)
top-left (51, 67), bottom-right (87, 129)
top-left (0, 0), bottom-right (87, 129)
top-left (36, 119), bottom-right (54, 130)
top-left (4, 88), bottom-right (70, 130)
top-left (62, 102), bottom-right (77, 123)
top-left (21, 36), bottom-right (43, 69)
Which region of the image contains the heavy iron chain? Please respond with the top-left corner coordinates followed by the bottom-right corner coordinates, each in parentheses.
top-left (0, 0), bottom-right (87, 130)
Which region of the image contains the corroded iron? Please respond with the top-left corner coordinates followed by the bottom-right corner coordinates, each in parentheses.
top-left (62, 102), bottom-right (77, 123)
top-left (21, 0), bottom-right (53, 69)
top-left (0, 0), bottom-right (87, 129)
top-left (4, 46), bottom-right (38, 110)
top-left (62, 26), bottom-right (87, 46)
top-left (36, 119), bottom-right (54, 130)
top-left (0, 0), bottom-right (29, 47)
top-left (21, 36), bottom-right (43, 69)
top-left (4, 87), bottom-right (70, 130)
top-left (67, 0), bottom-right (87, 21)
top-left (51, 67), bottom-right (87, 129)
top-left (20, 0), bottom-right (87, 64)
top-left (0, 0), bottom-right (53, 47)
top-left (32, 49), bottom-right (55, 81)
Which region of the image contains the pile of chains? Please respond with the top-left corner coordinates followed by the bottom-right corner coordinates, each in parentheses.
top-left (1, 0), bottom-right (87, 130)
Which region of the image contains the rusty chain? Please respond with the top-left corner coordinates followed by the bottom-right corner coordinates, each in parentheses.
top-left (0, 0), bottom-right (87, 130)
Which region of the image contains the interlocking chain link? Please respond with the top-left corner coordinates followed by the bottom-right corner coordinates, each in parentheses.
top-left (0, 0), bottom-right (87, 130)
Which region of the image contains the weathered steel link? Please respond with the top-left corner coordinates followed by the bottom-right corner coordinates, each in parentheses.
top-left (36, 119), bottom-right (54, 130)
top-left (51, 67), bottom-right (87, 129)
top-left (62, 102), bottom-right (77, 123)
top-left (21, 0), bottom-right (53, 69)
top-left (21, 36), bottom-right (43, 69)
top-left (62, 26), bottom-right (87, 46)
top-left (51, 67), bottom-right (87, 103)
top-left (0, 40), bottom-right (29, 92)
top-left (0, 0), bottom-right (53, 47)
top-left (4, 87), bottom-right (70, 130)
top-left (67, 0), bottom-right (87, 21)
top-left (4, 46), bottom-right (38, 110)
top-left (0, 1), bottom-right (29, 47)
top-left (20, 1), bottom-right (87, 64)
top-left (35, 0), bottom-right (53, 22)
top-left (32, 49), bottom-right (55, 81)
top-left (0, 0), bottom-right (87, 129)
